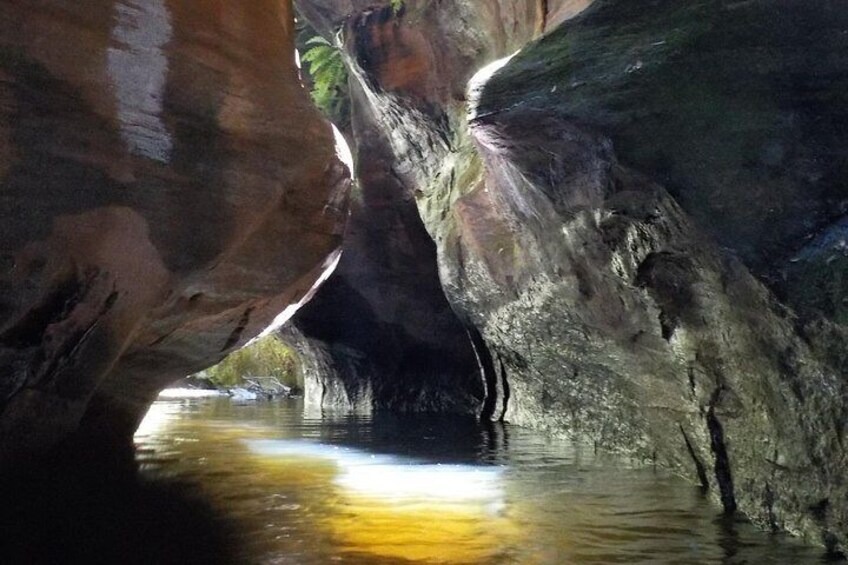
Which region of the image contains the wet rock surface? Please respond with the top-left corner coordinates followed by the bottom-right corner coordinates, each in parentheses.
top-left (295, 0), bottom-right (848, 550)
top-left (0, 0), bottom-right (349, 467)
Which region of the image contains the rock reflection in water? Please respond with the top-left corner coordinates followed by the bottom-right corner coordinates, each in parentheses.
top-left (247, 439), bottom-right (511, 562)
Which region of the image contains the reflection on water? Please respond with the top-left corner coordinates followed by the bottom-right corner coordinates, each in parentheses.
top-left (127, 397), bottom-right (834, 564)
top-left (245, 439), bottom-right (509, 562)
top-left (246, 439), bottom-right (505, 505)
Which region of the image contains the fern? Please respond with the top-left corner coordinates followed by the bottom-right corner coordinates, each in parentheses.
top-left (301, 35), bottom-right (349, 125)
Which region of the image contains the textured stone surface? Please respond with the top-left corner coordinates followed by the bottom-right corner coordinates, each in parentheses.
top-left (0, 0), bottom-right (349, 466)
top-left (297, 0), bottom-right (848, 550)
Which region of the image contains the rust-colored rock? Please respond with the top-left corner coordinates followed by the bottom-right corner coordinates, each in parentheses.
top-left (0, 0), bottom-right (349, 466)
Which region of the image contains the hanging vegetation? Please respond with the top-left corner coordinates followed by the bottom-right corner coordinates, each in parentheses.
top-left (300, 34), bottom-right (350, 127)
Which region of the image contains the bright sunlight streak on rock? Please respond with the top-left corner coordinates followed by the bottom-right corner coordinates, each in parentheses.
top-left (467, 50), bottom-right (521, 122)
top-left (245, 439), bottom-right (505, 510)
top-left (252, 74), bottom-right (352, 341)
top-left (332, 124), bottom-right (355, 177)
top-left (254, 248), bottom-right (343, 340)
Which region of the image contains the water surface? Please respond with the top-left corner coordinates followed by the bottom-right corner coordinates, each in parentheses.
top-left (132, 398), bottom-right (830, 564)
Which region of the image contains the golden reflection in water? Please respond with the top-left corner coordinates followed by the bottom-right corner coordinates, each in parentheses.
top-left (324, 500), bottom-right (515, 563)
top-left (136, 406), bottom-right (520, 563)
top-left (247, 440), bottom-right (518, 563)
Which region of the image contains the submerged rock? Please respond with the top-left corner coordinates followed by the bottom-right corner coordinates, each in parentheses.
top-left (0, 0), bottom-right (349, 467)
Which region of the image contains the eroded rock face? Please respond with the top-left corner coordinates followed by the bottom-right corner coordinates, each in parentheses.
top-left (0, 0), bottom-right (349, 466)
top-left (298, 0), bottom-right (848, 550)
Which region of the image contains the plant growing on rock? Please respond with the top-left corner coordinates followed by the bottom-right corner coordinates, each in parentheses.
top-left (300, 34), bottom-right (350, 126)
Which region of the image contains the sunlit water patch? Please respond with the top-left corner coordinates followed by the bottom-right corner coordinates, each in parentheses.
top-left (131, 399), bottom-right (832, 564)
top-left (246, 439), bottom-right (504, 506)
top-left (245, 439), bottom-right (510, 562)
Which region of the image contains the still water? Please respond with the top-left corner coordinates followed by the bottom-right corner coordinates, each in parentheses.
top-left (132, 397), bottom-right (829, 564)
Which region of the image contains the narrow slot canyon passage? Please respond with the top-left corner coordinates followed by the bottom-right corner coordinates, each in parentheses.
top-left (2, 0), bottom-right (848, 563)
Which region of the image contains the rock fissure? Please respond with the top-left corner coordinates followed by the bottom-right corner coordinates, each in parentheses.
top-left (706, 386), bottom-right (737, 515)
top-left (221, 307), bottom-right (255, 353)
top-left (680, 424), bottom-right (709, 492)
top-left (498, 356), bottom-right (510, 422)
top-left (467, 327), bottom-right (499, 422)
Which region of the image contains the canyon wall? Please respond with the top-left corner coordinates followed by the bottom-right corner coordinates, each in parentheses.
top-left (295, 0), bottom-right (848, 550)
top-left (0, 0), bottom-right (349, 467)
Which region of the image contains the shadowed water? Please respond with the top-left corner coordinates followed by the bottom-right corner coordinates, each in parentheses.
top-left (125, 397), bottom-right (835, 564)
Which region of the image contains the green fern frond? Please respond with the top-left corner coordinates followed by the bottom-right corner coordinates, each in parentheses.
top-left (301, 33), bottom-right (349, 124)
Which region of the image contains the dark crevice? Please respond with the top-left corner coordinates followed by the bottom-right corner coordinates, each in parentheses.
top-left (498, 357), bottom-right (510, 422)
top-left (466, 327), bottom-right (498, 422)
top-left (1, 271), bottom-right (119, 404)
top-left (687, 364), bottom-right (697, 398)
top-left (764, 482), bottom-right (778, 532)
top-left (45, 289), bottom-right (119, 395)
top-left (149, 328), bottom-right (177, 348)
top-left (0, 277), bottom-right (86, 349)
top-left (809, 498), bottom-right (844, 556)
top-left (319, 368), bottom-right (328, 411)
top-left (635, 252), bottom-right (698, 342)
top-left (706, 386), bottom-right (737, 514)
top-left (221, 307), bottom-right (254, 352)
top-left (659, 317), bottom-right (674, 341)
top-left (538, 0), bottom-right (549, 34)
top-left (680, 424), bottom-right (709, 492)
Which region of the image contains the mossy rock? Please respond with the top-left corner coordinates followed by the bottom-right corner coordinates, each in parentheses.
top-left (198, 335), bottom-right (302, 391)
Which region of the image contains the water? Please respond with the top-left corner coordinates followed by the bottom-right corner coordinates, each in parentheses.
top-left (124, 397), bottom-right (833, 564)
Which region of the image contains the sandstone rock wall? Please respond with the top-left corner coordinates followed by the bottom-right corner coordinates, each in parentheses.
top-left (0, 0), bottom-right (349, 466)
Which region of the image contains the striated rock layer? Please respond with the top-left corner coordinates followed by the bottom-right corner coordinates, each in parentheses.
top-left (297, 0), bottom-right (848, 550)
top-left (0, 0), bottom-right (349, 467)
